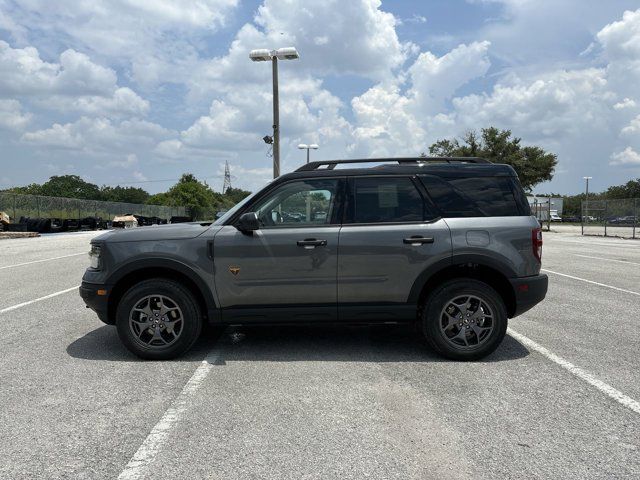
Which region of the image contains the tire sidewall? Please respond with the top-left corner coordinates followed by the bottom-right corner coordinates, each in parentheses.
top-left (116, 279), bottom-right (201, 360)
top-left (422, 279), bottom-right (507, 361)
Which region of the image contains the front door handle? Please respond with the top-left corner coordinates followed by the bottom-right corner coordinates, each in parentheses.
top-left (297, 238), bottom-right (327, 249)
top-left (403, 236), bottom-right (434, 245)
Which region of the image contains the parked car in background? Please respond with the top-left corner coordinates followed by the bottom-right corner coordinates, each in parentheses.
top-left (608, 216), bottom-right (637, 225)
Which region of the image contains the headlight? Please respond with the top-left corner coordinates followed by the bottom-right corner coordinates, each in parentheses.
top-left (89, 244), bottom-right (102, 270)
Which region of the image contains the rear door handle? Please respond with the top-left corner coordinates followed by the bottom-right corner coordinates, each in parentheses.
top-left (297, 238), bottom-right (327, 249)
top-left (403, 236), bottom-right (434, 245)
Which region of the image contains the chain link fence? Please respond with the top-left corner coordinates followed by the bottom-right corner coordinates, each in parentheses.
top-left (581, 198), bottom-right (639, 239)
top-left (0, 192), bottom-right (186, 223)
top-left (529, 197), bottom-right (563, 231)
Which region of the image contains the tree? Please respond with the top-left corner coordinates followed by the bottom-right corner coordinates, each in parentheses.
top-left (7, 175), bottom-right (102, 199)
top-left (427, 127), bottom-right (558, 191)
top-left (100, 185), bottom-right (149, 204)
top-left (146, 173), bottom-right (222, 220)
top-left (605, 178), bottom-right (640, 199)
top-left (223, 187), bottom-right (251, 204)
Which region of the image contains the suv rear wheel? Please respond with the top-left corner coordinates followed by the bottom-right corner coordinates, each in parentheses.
top-left (116, 278), bottom-right (202, 360)
top-left (421, 279), bottom-right (507, 361)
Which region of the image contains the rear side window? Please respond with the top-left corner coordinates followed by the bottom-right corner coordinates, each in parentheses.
top-left (419, 175), bottom-right (525, 217)
top-left (350, 177), bottom-right (425, 223)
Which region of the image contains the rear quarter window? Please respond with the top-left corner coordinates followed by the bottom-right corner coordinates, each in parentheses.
top-left (419, 175), bottom-right (528, 217)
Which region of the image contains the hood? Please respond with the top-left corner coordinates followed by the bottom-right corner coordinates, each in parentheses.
top-left (94, 222), bottom-right (222, 243)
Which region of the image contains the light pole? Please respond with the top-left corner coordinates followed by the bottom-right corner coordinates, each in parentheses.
top-left (583, 176), bottom-right (592, 234)
top-left (297, 143), bottom-right (319, 164)
top-left (249, 47), bottom-right (300, 179)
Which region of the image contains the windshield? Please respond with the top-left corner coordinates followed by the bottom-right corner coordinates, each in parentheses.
top-left (213, 189), bottom-right (259, 225)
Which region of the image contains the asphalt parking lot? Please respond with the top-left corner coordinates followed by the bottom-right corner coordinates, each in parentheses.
top-left (0, 230), bottom-right (639, 479)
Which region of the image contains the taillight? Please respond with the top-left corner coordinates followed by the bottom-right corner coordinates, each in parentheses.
top-left (532, 227), bottom-right (542, 262)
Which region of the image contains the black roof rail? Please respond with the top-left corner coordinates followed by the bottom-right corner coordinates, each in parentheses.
top-left (295, 157), bottom-right (491, 172)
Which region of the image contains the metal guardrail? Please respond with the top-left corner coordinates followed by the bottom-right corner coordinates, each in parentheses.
top-left (0, 192), bottom-right (186, 223)
top-left (581, 198), bottom-right (638, 239)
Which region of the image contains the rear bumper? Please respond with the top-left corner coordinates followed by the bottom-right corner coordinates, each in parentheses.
top-left (509, 274), bottom-right (548, 317)
top-left (79, 281), bottom-right (113, 324)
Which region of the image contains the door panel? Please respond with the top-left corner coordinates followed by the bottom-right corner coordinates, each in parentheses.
top-left (337, 220), bottom-right (452, 314)
top-left (213, 225), bottom-right (340, 322)
top-left (337, 175), bottom-right (452, 321)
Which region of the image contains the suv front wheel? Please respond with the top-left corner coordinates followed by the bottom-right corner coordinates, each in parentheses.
top-left (116, 278), bottom-right (202, 360)
top-left (421, 279), bottom-right (507, 361)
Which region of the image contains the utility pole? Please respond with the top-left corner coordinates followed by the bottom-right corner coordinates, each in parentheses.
top-left (582, 176), bottom-right (592, 235)
top-left (249, 47), bottom-right (299, 179)
top-left (272, 57), bottom-right (280, 178)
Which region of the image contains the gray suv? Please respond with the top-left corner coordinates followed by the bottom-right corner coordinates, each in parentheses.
top-left (80, 158), bottom-right (547, 361)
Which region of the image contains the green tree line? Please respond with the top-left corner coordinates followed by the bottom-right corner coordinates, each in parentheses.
top-left (3, 173), bottom-right (251, 220)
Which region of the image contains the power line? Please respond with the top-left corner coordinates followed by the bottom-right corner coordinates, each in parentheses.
top-left (103, 174), bottom-right (235, 186)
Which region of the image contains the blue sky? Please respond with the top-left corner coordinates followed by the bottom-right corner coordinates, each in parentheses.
top-left (1, 0), bottom-right (639, 194)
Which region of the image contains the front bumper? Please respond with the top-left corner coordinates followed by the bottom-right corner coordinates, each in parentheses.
top-left (509, 274), bottom-right (548, 317)
top-left (80, 281), bottom-right (113, 324)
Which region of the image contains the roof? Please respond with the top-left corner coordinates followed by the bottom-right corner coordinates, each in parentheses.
top-left (282, 157), bottom-right (516, 180)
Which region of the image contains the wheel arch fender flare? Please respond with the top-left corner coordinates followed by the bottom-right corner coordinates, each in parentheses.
top-left (106, 257), bottom-right (218, 321)
top-left (408, 254), bottom-right (518, 306)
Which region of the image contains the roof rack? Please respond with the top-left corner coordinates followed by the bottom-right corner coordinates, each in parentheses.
top-left (295, 157), bottom-right (491, 172)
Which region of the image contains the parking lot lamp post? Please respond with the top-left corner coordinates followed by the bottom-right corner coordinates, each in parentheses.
top-left (297, 143), bottom-right (319, 164)
top-left (249, 47), bottom-right (300, 179)
top-left (583, 176), bottom-right (592, 235)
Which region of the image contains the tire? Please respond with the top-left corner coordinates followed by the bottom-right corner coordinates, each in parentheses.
top-left (421, 278), bottom-right (507, 361)
top-left (116, 278), bottom-right (202, 360)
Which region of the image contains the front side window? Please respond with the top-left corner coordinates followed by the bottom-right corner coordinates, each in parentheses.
top-left (251, 179), bottom-right (340, 228)
top-left (350, 177), bottom-right (425, 224)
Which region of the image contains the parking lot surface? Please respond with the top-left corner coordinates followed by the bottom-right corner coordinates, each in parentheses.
top-left (0, 230), bottom-right (638, 479)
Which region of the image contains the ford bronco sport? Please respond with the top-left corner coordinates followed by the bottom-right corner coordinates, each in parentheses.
top-left (80, 157), bottom-right (547, 361)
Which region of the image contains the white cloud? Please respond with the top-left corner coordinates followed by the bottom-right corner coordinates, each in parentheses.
top-left (1, 1), bottom-right (240, 87)
top-left (22, 117), bottom-right (173, 152)
top-left (37, 87), bottom-right (150, 118)
top-left (0, 42), bottom-right (115, 96)
top-left (614, 97), bottom-right (637, 109)
top-left (132, 170), bottom-right (148, 182)
top-left (408, 41), bottom-right (491, 114)
top-left (253, 0), bottom-right (407, 80)
top-left (0, 99), bottom-right (31, 131)
top-left (597, 9), bottom-right (640, 62)
top-left (610, 147), bottom-right (640, 166)
top-left (621, 115), bottom-right (640, 136)
top-left (0, 41), bottom-right (149, 117)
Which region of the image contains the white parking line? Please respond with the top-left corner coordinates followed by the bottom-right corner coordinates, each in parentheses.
top-left (541, 268), bottom-right (640, 297)
top-left (572, 254), bottom-right (640, 266)
top-left (0, 252), bottom-right (85, 270)
top-left (117, 345), bottom-right (223, 480)
top-left (551, 237), bottom-right (640, 248)
top-left (0, 286), bottom-right (79, 314)
top-left (508, 328), bottom-right (640, 415)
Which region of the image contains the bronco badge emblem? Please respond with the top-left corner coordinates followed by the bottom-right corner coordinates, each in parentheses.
top-left (229, 266), bottom-right (240, 275)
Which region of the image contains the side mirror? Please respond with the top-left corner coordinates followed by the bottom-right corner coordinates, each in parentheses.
top-left (236, 212), bottom-right (260, 233)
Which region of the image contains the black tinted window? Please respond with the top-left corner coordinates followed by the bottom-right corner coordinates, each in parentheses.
top-left (351, 177), bottom-right (424, 223)
top-left (419, 175), bottom-right (521, 217)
